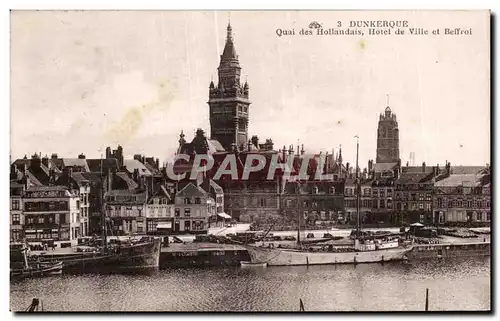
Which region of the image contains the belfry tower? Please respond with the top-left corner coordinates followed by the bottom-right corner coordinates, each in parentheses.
top-left (208, 22), bottom-right (251, 152)
top-left (376, 102), bottom-right (400, 164)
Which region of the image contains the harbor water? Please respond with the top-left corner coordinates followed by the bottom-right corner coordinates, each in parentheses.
top-left (10, 256), bottom-right (490, 312)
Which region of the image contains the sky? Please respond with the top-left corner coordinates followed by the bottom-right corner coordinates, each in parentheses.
top-left (10, 10), bottom-right (490, 168)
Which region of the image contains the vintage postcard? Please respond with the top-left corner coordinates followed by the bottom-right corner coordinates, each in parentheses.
top-left (9, 10), bottom-right (490, 312)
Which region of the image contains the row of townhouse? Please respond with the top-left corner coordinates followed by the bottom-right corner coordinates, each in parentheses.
top-left (342, 162), bottom-right (491, 226)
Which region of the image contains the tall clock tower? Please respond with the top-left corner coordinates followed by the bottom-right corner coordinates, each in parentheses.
top-left (376, 106), bottom-right (400, 163)
top-left (208, 22), bottom-right (251, 152)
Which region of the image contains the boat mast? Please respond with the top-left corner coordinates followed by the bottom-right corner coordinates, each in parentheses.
top-left (100, 154), bottom-right (107, 254)
top-left (296, 180), bottom-right (301, 246)
top-left (355, 136), bottom-right (361, 237)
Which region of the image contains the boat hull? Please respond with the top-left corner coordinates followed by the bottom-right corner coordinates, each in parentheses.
top-left (240, 261), bottom-right (267, 268)
top-left (11, 261), bottom-right (63, 280)
top-left (37, 237), bottom-right (162, 274)
top-left (245, 245), bottom-right (413, 266)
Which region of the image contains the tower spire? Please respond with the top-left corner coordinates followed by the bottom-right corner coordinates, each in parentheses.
top-left (386, 93), bottom-right (390, 107)
top-left (227, 14), bottom-right (233, 43)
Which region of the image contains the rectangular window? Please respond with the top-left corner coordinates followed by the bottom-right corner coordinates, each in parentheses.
top-left (487, 212), bottom-right (491, 221)
top-left (175, 208), bottom-right (180, 217)
top-left (38, 216), bottom-right (44, 224)
top-left (12, 200), bottom-right (20, 210)
top-left (184, 220), bottom-right (191, 231)
top-left (60, 213), bottom-right (66, 224)
top-left (425, 203), bottom-right (431, 211)
top-left (147, 221), bottom-right (157, 232)
top-left (11, 230), bottom-right (20, 241)
top-left (184, 198), bottom-right (191, 205)
top-left (195, 198), bottom-right (201, 204)
top-left (419, 203), bottom-right (424, 210)
top-left (260, 199), bottom-right (265, 207)
top-left (467, 200), bottom-right (472, 208)
top-left (27, 217), bottom-right (34, 225)
top-left (185, 208), bottom-right (191, 217)
top-left (12, 214), bottom-right (20, 225)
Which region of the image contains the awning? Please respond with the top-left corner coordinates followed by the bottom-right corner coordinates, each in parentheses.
top-left (218, 213), bottom-right (231, 219)
top-left (157, 222), bottom-right (172, 229)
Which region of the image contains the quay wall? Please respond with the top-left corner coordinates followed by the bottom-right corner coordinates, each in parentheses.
top-left (160, 244), bottom-right (249, 268)
top-left (407, 242), bottom-right (490, 259)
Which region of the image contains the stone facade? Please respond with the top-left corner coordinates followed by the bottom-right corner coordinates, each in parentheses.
top-left (376, 106), bottom-right (400, 163)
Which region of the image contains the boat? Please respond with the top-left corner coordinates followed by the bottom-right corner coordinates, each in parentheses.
top-left (245, 136), bottom-right (413, 266)
top-left (33, 236), bottom-right (162, 274)
top-left (10, 243), bottom-right (63, 279)
top-left (26, 159), bottom-right (161, 274)
top-left (240, 261), bottom-right (267, 268)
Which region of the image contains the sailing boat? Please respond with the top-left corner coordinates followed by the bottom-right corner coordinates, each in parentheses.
top-left (33, 157), bottom-right (162, 274)
top-left (245, 137), bottom-right (414, 266)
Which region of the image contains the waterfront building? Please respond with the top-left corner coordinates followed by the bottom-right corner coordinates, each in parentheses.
top-left (10, 182), bottom-right (25, 241)
top-left (394, 163), bottom-right (436, 224)
top-left (433, 166), bottom-right (490, 224)
top-left (173, 183), bottom-right (212, 234)
top-left (22, 185), bottom-right (80, 241)
top-left (344, 177), bottom-right (373, 225)
top-left (145, 185), bottom-right (174, 235)
top-left (105, 189), bottom-right (147, 235)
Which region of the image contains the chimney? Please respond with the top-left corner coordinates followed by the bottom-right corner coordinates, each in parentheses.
top-left (346, 162), bottom-right (350, 173)
top-left (141, 156), bottom-right (145, 164)
top-left (42, 156), bottom-right (49, 168)
top-left (78, 153), bottom-right (86, 159)
top-left (51, 153), bottom-right (58, 160)
top-left (393, 167), bottom-right (400, 179)
top-left (422, 162), bottom-right (426, 173)
top-left (433, 166), bottom-right (438, 177)
top-left (155, 158), bottom-right (159, 169)
top-left (282, 145), bottom-right (287, 160)
top-left (134, 154), bottom-right (142, 161)
top-left (368, 160), bottom-right (373, 173)
top-left (24, 174), bottom-right (30, 189)
top-left (107, 168), bottom-right (113, 192)
top-left (301, 144), bottom-right (305, 156)
top-left (133, 168), bottom-right (140, 182)
top-left (248, 140), bottom-right (252, 151)
top-left (446, 161), bottom-right (451, 175)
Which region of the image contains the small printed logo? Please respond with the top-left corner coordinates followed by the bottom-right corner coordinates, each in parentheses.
top-left (309, 21), bottom-right (322, 29)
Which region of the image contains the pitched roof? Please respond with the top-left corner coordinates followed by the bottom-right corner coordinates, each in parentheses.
top-left (177, 182), bottom-right (207, 198)
top-left (25, 170), bottom-right (43, 186)
top-left (396, 172), bottom-right (433, 185)
top-left (434, 174), bottom-right (483, 187)
top-left (373, 162), bottom-right (398, 172)
top-left (450, 166), bottom-right (486, 175)
top-left (62, 158), bottom-right (90, 171)
top-left (123, 159), bottom-right (152, 176)
top-left (115, 172), bottom-right (139, 190)
top-left (26, 185), bottom-right (69, 192)
top-left (208, 140), bottom-right (226, 152)
top-left (401, 166), bottom-right (435, 174)
top-left (86, 158), bottom-right (120, 173)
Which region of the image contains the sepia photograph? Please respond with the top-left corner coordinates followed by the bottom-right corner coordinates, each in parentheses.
top-left (8, 9), bottom-right (491, 312)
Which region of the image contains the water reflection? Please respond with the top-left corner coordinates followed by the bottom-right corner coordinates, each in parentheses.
top-left (10, 257), bottom-right (490, 312)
